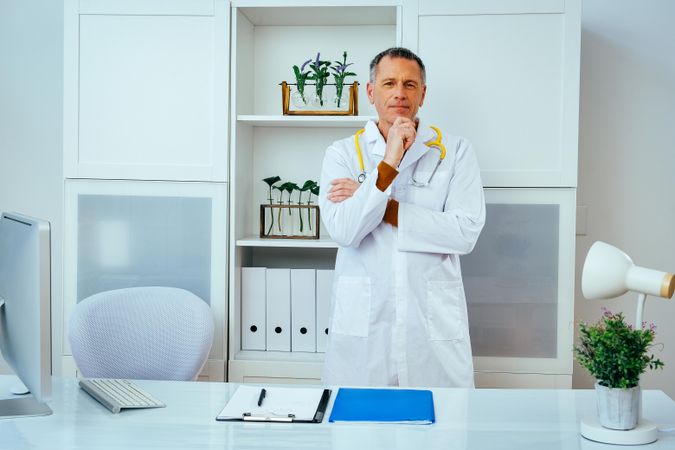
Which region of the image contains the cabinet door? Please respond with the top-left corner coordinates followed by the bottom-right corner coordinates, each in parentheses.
top-left (63, 0), bottom-right (229, 181)
top-left (461, 188), bottom-right (575, 376)
top-left (63, 179), bottom-right (227, 379)
top-left (416, 0), bottom-right (580, 187)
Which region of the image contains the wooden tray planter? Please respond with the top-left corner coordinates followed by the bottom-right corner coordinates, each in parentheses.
top-left (281, 81), bottom-right (359, 116)
top-left (260, 204), bottom-right (320, 240)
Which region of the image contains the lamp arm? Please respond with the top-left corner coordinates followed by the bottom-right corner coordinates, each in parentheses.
top-left (636, 292), bottom-right (647, 331)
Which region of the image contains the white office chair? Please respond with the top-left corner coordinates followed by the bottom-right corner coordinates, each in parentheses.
top-left (69, 286), bottom-right (214, 381)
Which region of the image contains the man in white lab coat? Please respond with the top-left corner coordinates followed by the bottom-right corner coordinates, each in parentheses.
top-left (318, 47), bottom-right (486, 387)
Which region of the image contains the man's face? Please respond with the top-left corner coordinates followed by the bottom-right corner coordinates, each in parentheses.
top-left (366, 56), bottom-right (427, 126)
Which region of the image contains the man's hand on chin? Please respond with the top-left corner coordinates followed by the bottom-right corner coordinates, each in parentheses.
top-left (383, 116), bottom-right (417, 168)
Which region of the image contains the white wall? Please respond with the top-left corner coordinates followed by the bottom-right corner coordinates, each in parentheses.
top-left (0, 1), bottom-right (64, 376)
top-left (574, 0), bottom-right (675, 397)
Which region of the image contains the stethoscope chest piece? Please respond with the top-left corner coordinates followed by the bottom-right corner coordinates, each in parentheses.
top-left (357, 172), bottom-right (366, 184)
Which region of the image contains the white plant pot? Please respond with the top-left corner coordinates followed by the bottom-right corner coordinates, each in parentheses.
top-left (595, 382), bottom-right (641, 430)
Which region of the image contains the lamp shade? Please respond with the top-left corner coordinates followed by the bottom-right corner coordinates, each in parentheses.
top-left (582, 241), bottom-right (675, 300)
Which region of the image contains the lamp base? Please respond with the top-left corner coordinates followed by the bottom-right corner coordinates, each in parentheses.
top-left (580, 417), bottom-right (657, 445)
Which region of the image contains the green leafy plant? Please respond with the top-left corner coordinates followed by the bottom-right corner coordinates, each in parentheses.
top-left (309, 183), bottom-right (320, 230)
top-left (262, 176), bottom-right (281, 235)
top-left (309, 183), bottom-right (319, 196)
top-left (574, 309), bottom-right (664, 389)
top-left (309, 183), bottom-right (319, 201)
top-left (262, 177), bottom-right (319, 236)
top-left (263, 176), bottom-right (281, 204)
top-left (331, 51), bottom-right (356, 108)
top-left (284, 182), bottom-right (298, 216)
top-left (272, 183), bottom-right (286, 232)
top-left (298, 180), bottom-right (317, 232)
top-left (308, 52), bottom-right (331, 106)
top-left (292, 58), bottom-right (312, 103)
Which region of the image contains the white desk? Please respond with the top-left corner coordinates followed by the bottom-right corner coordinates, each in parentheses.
top-left (1, 376), bottom-right (675, 449)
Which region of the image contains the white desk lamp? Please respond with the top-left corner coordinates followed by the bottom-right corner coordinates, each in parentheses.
top-left (579, 241), bottom-right (674, 445)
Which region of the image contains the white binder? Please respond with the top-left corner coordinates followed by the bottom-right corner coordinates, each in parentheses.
top-left (291, 269), bottom-right (316, 352)
top-left (266, 268), bottom-right (291, 351)
top-left (315, 269), bottom-right (334, 353)
top-left (241, 267), bottom-right (266, 350)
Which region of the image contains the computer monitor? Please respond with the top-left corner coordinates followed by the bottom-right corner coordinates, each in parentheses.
top-left (0, 212), bottom-right (52, 417)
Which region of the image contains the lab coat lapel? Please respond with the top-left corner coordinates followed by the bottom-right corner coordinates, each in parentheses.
top-left (364, 120), bottom-right (386, 158)
top-left (397, 142), bottom-right (426, 172)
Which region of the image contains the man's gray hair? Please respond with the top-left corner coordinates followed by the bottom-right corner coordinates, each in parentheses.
top-left (369, 47), bottom-right (426, 84)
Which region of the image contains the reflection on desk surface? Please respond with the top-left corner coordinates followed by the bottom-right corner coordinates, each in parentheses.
top-left (1, 376), bottom-right (675, 450)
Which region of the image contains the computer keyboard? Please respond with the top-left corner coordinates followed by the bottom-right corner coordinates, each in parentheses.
top-left (79, 378), bottom-right (166, 414)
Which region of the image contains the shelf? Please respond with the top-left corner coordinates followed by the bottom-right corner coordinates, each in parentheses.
top-left (233, 5), bottom-right (398, 26)
top-left (235, 350), bottom-right (325, 363)
top-left (236, 236), bottom-right (338, 249)
top-left (237, 115), bottom-right (375, 128)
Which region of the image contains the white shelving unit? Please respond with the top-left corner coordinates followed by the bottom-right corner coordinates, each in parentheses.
top-left (236, 236), bottom-right (338, 249)
top-left (228, 1), bottom-right (400, 383)
top-left (227, 0), bottom-right (580, 388)
top-left (237, 115), bottom-right (376, 128)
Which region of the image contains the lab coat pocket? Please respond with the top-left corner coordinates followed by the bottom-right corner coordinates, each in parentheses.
top-left (426, 281), bottom-right (464, 341)
top-left (331, 276), bottom-right (371, 338)
top-left (412, 173), bottom-right (445, 211)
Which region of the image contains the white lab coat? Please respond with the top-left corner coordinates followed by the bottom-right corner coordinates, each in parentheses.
top-left (319, 119), bottom-right (485, 387)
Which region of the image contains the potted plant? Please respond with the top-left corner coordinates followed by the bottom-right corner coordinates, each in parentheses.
top-left (308, 52), bottom-right (331, 107)
top-left (574, 309), bottom-right (664, 430)
top-left (260, 177), bottom-right (320, 240)
top-left (262, 176), bottom-right (281, 235)
top-left (291, 58), bottom-right (312, 107)
top-left (331, 51), bottom-right (356, 108)
top-left (300, 180), bottom-right (318, 234)
top-left (281, 51), bottom-right (359, 115)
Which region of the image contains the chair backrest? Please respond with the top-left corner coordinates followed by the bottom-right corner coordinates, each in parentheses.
top-left (69, 286), bottom-right (214, 381)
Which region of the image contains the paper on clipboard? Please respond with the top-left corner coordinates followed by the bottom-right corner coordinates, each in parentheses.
top-left (216, 386), bottom-right (329, 422)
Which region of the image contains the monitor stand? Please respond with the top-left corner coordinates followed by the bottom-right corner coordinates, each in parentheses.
top-left (0, 396), bottom-right (52, 419)
top-left (10, 380), bottom-right (29, 395)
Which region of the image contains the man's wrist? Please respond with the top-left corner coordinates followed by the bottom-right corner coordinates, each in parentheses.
top-left (382, 156), bottom-right (400, 168)
top-left (376, 161), bottom-right (399, 192)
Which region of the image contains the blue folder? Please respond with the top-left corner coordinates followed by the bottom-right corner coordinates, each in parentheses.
top-left (328, 388), bottom-right (435, 424)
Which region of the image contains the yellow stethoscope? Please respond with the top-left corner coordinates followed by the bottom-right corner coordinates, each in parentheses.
top-left (355, 125), bottom-right (446, 187)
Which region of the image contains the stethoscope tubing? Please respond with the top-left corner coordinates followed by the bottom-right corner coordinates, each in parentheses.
top-left (355, 125), bottom-right (446, 186)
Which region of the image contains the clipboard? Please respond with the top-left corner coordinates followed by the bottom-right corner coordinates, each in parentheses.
top-left (216, 385), bottom-right (331, 423)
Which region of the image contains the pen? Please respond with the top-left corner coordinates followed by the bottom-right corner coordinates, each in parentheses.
top-left (257, 388), bottom-right (266, 407)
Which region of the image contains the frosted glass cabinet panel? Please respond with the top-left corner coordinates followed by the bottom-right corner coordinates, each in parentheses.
top-left (414, 0), bottom-right (580, 187)
top-left (462, 189), bottom-right (576, 376)
top-left (76, 195), bottom-right (212, 303)
top-left (63, 180), bottom-right (227, 372)
top-left (63, 0), bottom-right (229, 181)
